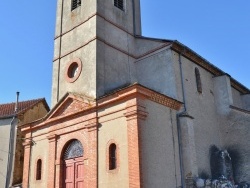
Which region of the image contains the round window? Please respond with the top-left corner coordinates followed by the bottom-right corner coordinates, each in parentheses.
top-left (65, 58), bottom-right (82, 83)
top-left (68, 62), bottom-right (79, 78)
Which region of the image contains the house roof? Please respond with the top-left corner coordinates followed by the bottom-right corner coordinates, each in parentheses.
top-left (0, 98), bottom-right (49, 119)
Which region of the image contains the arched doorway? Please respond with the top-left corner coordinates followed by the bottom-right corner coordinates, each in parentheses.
top-left (62, 139), bottom-right (84, 188)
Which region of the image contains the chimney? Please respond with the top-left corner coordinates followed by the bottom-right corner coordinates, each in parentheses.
top-left (15, 91), bottom-right (20, 114)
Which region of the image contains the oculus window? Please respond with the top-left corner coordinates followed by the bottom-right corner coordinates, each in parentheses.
top-left (65, 58), bottom-right (82, 83)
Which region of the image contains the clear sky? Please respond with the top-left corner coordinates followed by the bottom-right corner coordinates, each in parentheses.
top-left (0, 1), bottom-right (249, 107)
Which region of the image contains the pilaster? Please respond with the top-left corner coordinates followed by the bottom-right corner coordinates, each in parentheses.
top-left (87, 117), bottom-right (98, 188)
top-left (213, 75), bottom-right (233, 115)
top-left (22, 140), bottom-right (32, 188)
top-left (242, 94), bottom-right (250, 111)
top-left (178, 113), bottom-right (198, 185)
top-left (124, 98), bottom-right (148, 188)
top-left (47, 134), bottom-right (58, 188)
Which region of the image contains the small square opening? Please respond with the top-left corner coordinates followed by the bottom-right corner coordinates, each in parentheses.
top-left (114, 0), bottom-right (124, 11)
top-left (72, 0), bottom-right (81, 11)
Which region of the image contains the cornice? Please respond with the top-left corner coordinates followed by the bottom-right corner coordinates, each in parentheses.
top-left (97, 83), bottom-right (182, 111)
top-left (171, 42), bottom-right (222, 76)
top-left (21, 107), bottom-right (96, 134)
top-left (171, 41), bottom-right (250, 95)
top-left (230, 79), bottom-right (250, 95)
top-left (21, 84), bottom-right (182, 135)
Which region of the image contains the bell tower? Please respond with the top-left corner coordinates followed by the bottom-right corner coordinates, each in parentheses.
top-left (51, 0), bottom-right (142, 106)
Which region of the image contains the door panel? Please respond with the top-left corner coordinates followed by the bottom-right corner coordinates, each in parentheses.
top-left (63, 158), bottom-right (84, 188)
top-left (64, 161), bottom-right (74, 188)
top-left (75, 161), bottom-right (84, 188)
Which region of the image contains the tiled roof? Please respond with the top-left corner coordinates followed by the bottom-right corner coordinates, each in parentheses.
top-left (0, 98), bottom-right (48, 118)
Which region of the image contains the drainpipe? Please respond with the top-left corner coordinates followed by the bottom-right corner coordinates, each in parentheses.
top-left (176, 51), bottom-right (187, 188)
top-left (5, 92), bottom-right (19, 188)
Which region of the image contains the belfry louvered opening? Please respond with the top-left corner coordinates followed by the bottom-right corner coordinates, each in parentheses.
top-left (71, 0), bottom-right (81, 11)
top-left (114, 0), bottom-right (124, 11)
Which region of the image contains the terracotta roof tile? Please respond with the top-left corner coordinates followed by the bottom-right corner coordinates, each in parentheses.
top-left (0, 98), bottom-right (47, 118)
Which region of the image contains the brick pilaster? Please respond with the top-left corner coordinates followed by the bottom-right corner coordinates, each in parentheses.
top-left (22, 140), bottom-right (32, 188)
top-left (87, 118), bottom-right (98, 188)
top-left (55, 159), bottom-right (62, 188)
top-left (47, 134), bottom-right (58, 188)
top-left (124, 98), bottom-right (148, 188)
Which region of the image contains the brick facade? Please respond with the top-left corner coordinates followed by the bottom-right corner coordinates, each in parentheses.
top-left (21, 93), bottom-right (99, 188)
top-left (21, 85), bottom-right (182, 188)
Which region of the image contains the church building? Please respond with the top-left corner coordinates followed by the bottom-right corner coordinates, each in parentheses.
top-left (21, 0), bottom-right (250, 187)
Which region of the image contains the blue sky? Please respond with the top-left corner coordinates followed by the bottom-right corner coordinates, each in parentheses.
top-left (0, 1), bottom-right (249, 106)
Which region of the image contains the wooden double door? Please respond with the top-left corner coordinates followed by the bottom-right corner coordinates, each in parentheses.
top-left (63, 157), bottom-right (85, 188)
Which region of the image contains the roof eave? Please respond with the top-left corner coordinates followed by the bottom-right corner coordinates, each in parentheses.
top-left (171, 41), bottom-right (250, 94)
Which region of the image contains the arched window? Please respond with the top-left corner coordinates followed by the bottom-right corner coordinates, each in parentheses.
top-left (71, 0), bottom-right (81, 11)
top-left (109, 143), bottom-right (117, 170)
top-left (36, 159), bottom-right (42, 180)
top-left (64, 139), bottom-right (83, 160)
top-left (195, 67), bottom-right (202, 93)
top-left (114, 0), bottom-right (124, 11)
